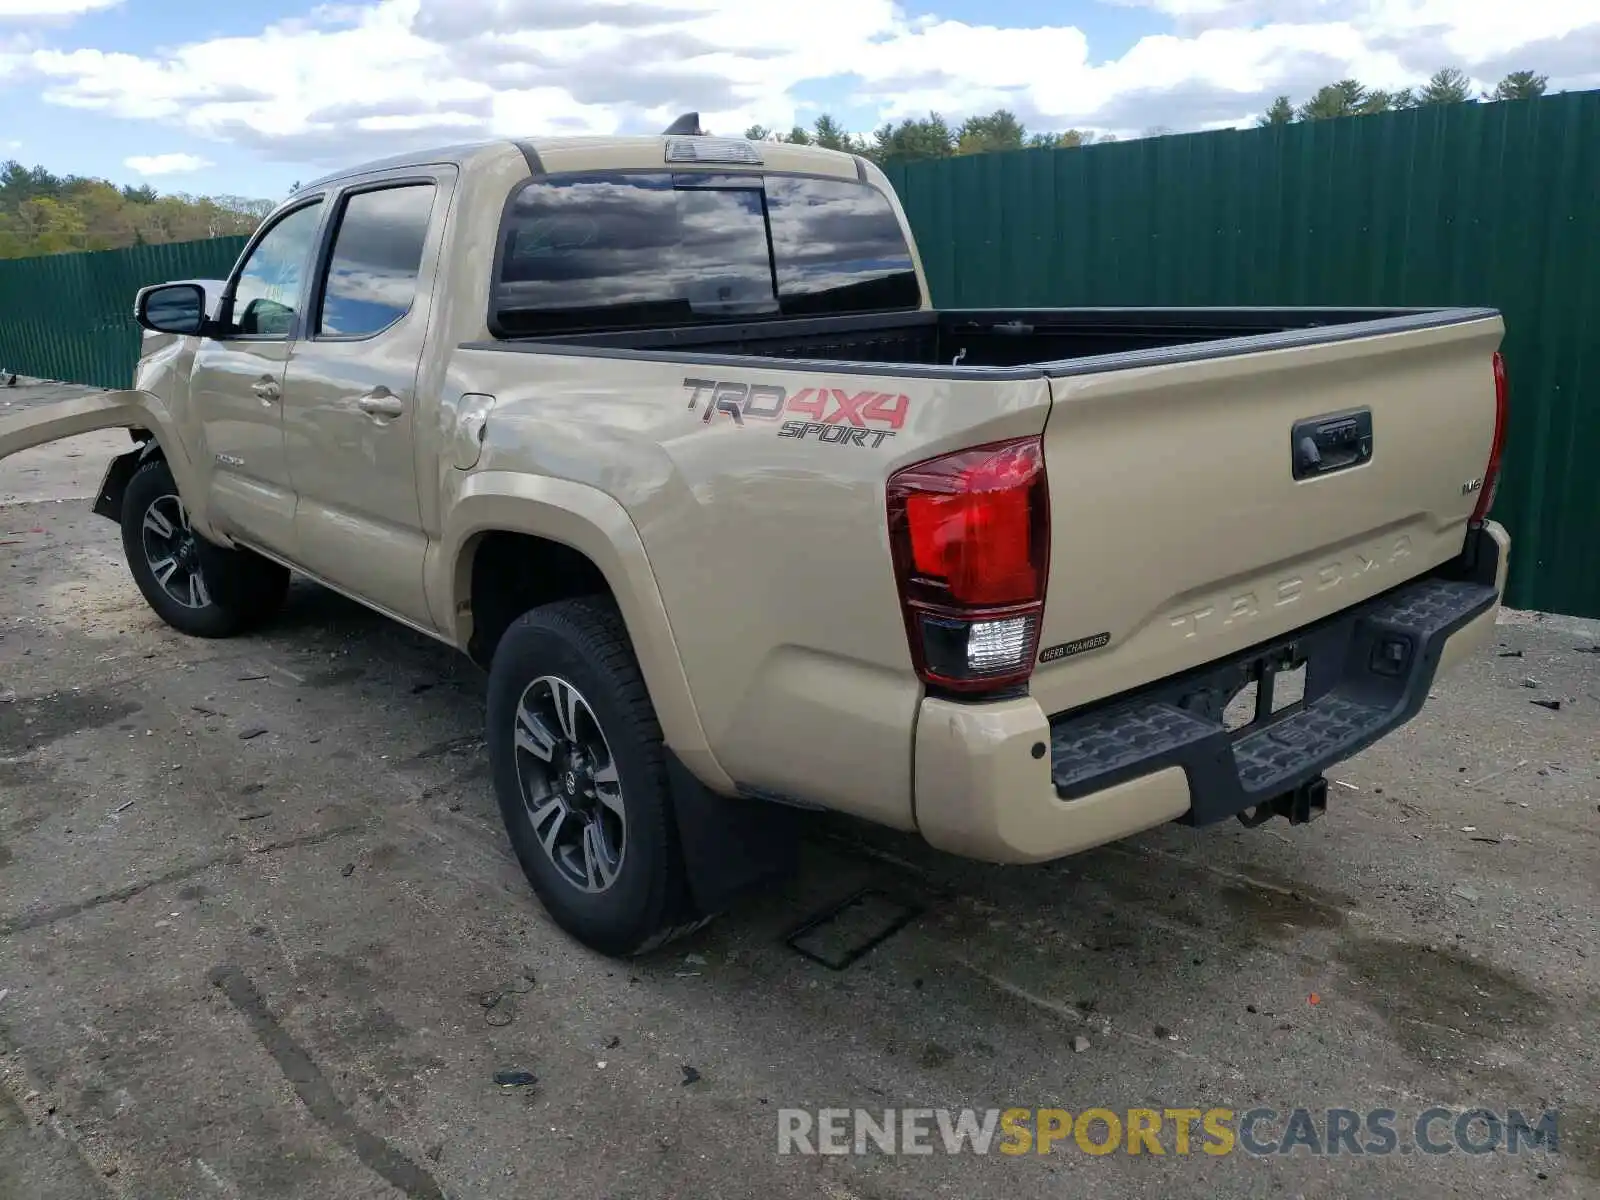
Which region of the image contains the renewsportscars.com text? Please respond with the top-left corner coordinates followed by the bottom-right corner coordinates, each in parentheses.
top-left (777, 1106), bottom-right (1562, 1158)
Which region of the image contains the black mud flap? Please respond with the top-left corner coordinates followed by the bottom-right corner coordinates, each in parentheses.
top-left (90, 447), bottom-right (148, 522)
top-left (1048, 540), bottom-right (1501, 827)
top-left (665, 754), bottom-right (804, 917)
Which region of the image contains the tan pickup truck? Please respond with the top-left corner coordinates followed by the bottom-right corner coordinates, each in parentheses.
top-left (1, 119), bottom-right (1511, 955)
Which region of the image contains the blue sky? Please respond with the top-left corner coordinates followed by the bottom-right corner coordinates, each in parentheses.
top-left (3, 1), bottom-right (288, 194)
top-left (2, 0), bottom-right (1596, 202)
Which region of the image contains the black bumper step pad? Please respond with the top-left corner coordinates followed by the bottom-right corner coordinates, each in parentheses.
top-left (1050, 701), bottom-right (1215, 793)
top-left (1232, 693), bottom-right (1387, 794)
top-left (1047, 573), bottom-right (1498, 825)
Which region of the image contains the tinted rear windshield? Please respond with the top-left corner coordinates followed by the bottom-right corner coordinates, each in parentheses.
top-left (491, 172), bottom-right (921, 337)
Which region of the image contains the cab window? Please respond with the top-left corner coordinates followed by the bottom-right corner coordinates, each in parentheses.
top-left (316, 184), bottom-right (436, 337)
top-left (492, 173), bottom-right (919, 337)
top-left (231, 200), bottom-right (324, 337)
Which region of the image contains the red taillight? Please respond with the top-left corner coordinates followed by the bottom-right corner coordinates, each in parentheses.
top-left (887, 437), bottom-right (1050, 693)
top-left (1472, 350), bottom-right (1509, 526)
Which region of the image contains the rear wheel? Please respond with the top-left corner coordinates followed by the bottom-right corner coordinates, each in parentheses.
top-left (120, 459), bottom-right (288, 638)
top-left (486, 598), bottom-right (705, 956)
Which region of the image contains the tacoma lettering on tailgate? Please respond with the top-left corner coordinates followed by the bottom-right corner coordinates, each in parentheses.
top-left (682, 377), bottom-right (910, 448)
top-left (1168, 535), bottom-right (1414, 639)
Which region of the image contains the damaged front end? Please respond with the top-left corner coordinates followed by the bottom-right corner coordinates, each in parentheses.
top-left (0, 389), bottom-right (151, 465)
top-left (0, 390), bottom-right (165, 525)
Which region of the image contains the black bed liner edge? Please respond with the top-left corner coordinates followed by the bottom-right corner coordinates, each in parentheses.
top-left (456, 306), bottom-right (1500, 382)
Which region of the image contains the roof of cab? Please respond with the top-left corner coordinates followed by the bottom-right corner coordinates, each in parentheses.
top-left (298, 140), bottom-right (512, 192)
top-left (526, 135), bottom-right (862, 180)
top-left (297, 134), bottom-right (864, 193)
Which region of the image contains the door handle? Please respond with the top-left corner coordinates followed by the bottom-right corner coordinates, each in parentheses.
top-left (357, 391), bottom-right (405, 420)
top-left (251, 377), bottom-right (280, 403)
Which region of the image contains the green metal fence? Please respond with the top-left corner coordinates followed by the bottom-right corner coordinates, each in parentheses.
top-left (884, 90), bottom-right (1600, 618)
top-left (0, 236), bottom-right (247, 390)
top-left (1, 90), bottom-right (1596, 614)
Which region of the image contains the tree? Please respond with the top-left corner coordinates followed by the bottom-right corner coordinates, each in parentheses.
top-left (1263, 65), bottom-right (1510, 125)
top-left (1298, 79), bottom-right (1369, 120)
top-left (1417, 67), bottom-right (1473, 105)
top-left (868, 113), bottom-right (956, 163)
top-left (1491, 70), bottom-right (1548, 101)
top-left (742, 123), bottom-right (819, 145)
top-left (736, 110), bottom-right (1091, 161)
top-left (1028, 130), bottom-right (1087, 149)
top-left (1293, 79), bottom-right (1426, 120)
top-left (0, 158), bottom-right (269, 259)
top-left (11, 197), bottom-right (89, 255)
top-left (1258, 96), bottom-right (1295, 126)
top-left (956, 109), bottom-right (1026, 155)
top-left (72, 182), bottom-right (138, 250)
top-left (1358, 88), bottom-right (1412, 114)
top-left (216, 195), bottom-right (273, 221)
top-left (811, 114), bottom-right (854, 152)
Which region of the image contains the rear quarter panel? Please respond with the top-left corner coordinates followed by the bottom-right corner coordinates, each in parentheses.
top-left (448, 347), bottom-right (1052, 827)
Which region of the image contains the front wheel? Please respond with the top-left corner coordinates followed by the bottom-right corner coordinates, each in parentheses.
top-left (120, 459), bottom-right (289, 638)
top-left (486, 598), bottom-right (705, 956)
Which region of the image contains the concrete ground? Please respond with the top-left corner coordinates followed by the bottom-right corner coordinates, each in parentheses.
top-left (2, 380), bottom-right (1597, 1199)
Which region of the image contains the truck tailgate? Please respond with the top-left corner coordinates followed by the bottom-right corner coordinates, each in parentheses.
top-left (1029, 313), bottom-right (1504, 718)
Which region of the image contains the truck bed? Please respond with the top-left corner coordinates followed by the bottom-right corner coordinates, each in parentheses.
top-left (482, 306), bottom-right (1496, 376)
top-left (458, 299), bottom-right (1504, 759)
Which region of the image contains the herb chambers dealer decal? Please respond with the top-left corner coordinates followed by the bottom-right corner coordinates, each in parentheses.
top-left (1039, 632), bottom-right (1112, 663)
top-left (683, 377), bottom-right (911, 448)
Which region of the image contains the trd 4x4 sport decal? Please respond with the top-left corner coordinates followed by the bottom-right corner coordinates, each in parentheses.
top-left (682, 377), bottom-right (910, 448)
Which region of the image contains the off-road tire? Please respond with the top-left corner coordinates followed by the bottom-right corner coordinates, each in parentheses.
top-left (487, 597), bottom-right (707, 956)
top-left (120, 459), bottom-right (289, 638)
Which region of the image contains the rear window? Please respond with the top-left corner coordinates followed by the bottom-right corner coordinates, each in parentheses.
top-left (492, 172), bottom-right (920, 337)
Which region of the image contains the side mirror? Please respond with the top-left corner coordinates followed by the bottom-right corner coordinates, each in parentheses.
top-left (135, 282), bottom-right (208, 336)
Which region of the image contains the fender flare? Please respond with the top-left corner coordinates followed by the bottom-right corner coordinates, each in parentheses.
top-left (431, 471), bottom-right (732, 794)
top-left (0, 388), bottom-right (215, 539)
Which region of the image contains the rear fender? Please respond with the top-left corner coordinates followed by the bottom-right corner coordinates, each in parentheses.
top-left (433, 470), bottom-right (730, 794)
top-left (435, 472), bottom-right (800, 917)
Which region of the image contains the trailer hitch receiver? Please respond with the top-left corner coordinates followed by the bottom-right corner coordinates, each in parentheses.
top-left (1236, 775), bottom-right (1329, 828)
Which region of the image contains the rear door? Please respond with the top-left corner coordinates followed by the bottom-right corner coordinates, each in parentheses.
top-left (280, 170), bottom-right (451, 628)
top-left (190, 196), bottom-right (327, 553)
top-left (1028, 314), bottom-right (1504, 718)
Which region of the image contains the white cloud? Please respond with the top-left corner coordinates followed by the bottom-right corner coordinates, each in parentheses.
top-left (0, 0), bottom-right (119, 16)
top-left (1353, 0), bottom-right (1598, 59)
top-left (1, 30), bottom-right (30, 78)
top-left (124, 152), bottom-right (211, 175)
top-left (1108, 0), bottom-right (1598, 59)
top-left (11, 0), bottom-right (1600, 167)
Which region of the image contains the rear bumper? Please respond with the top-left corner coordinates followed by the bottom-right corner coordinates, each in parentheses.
top-left (913, 521), bottom-right (1509, 864)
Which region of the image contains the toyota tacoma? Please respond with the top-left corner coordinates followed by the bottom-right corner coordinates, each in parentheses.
top-left (0, 119), bottom-right (1512, 955)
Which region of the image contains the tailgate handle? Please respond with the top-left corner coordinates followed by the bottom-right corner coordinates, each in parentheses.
top-left (1292, 409), bottom-right (1372, 480)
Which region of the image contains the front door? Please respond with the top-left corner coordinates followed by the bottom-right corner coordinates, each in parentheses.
top-left (281, 173), bottom-right (449, 628)
top-left (190, 197), bottom-right (327, 553)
